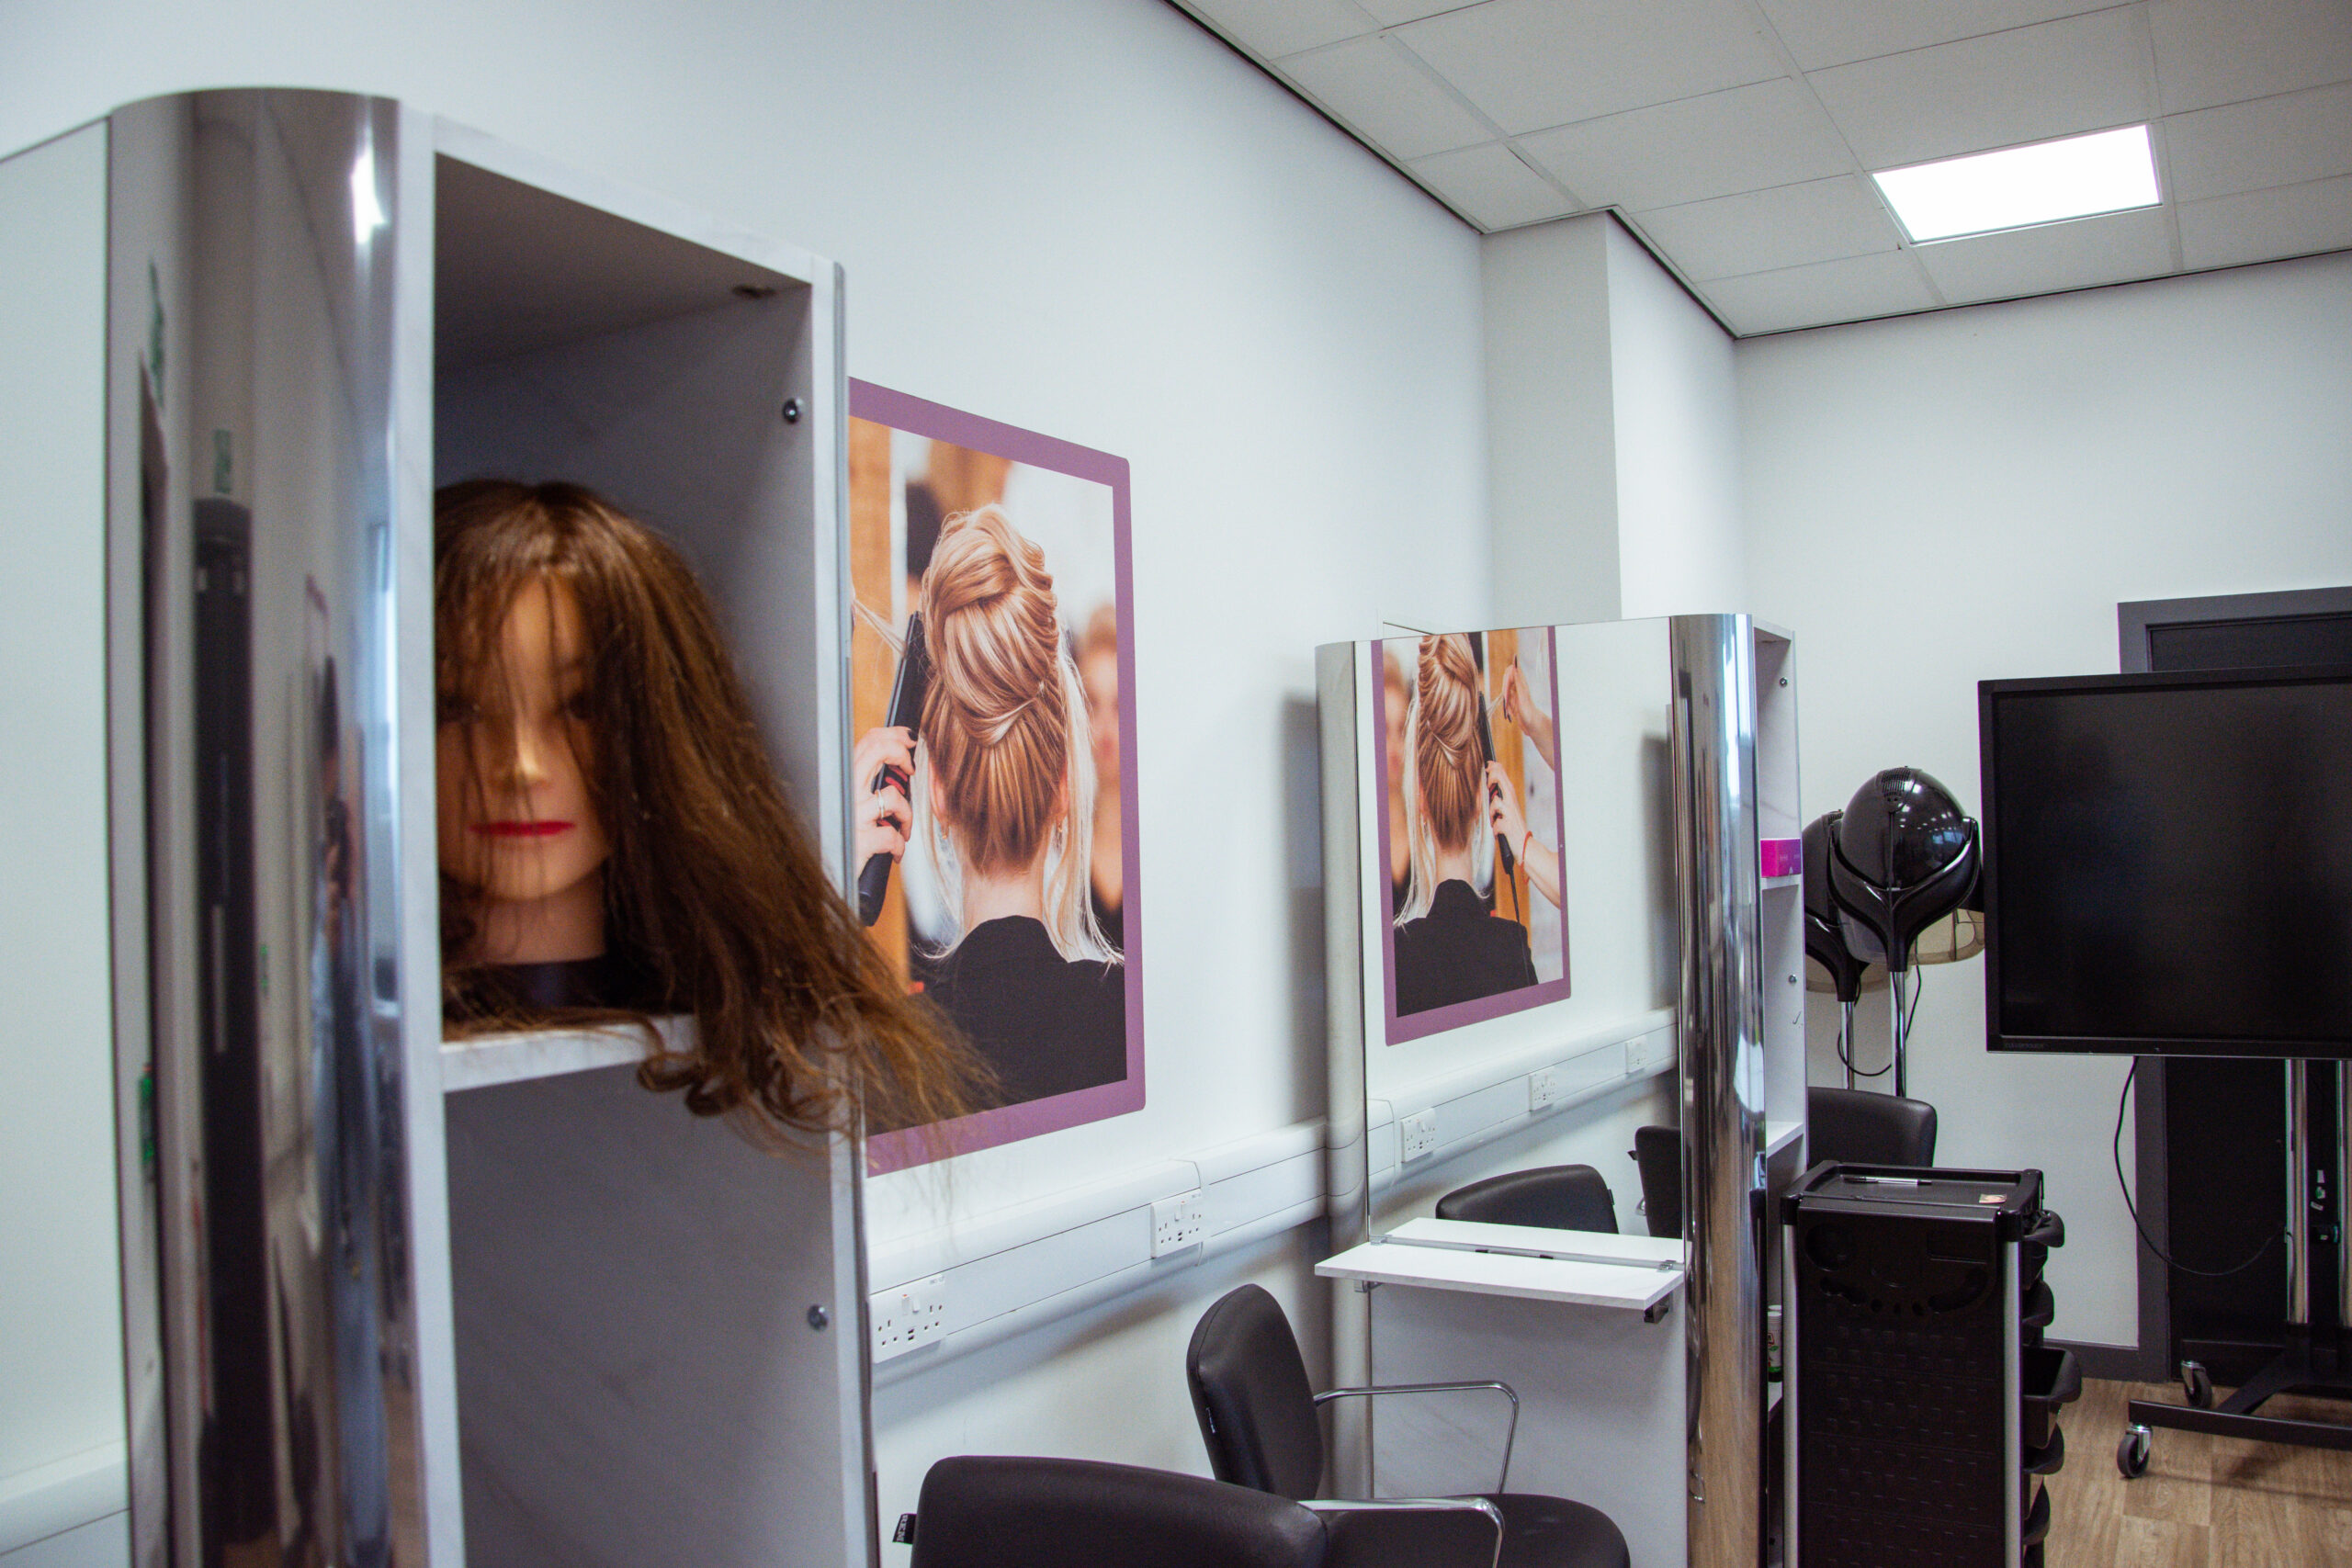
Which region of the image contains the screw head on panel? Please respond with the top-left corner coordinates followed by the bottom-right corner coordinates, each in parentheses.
top-left (782, 398), bottom-right (803, 423)
top-left (807, 1304), bottom-right (831, 1331)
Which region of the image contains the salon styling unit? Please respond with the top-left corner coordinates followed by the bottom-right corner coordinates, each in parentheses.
top-left (1317, 615), bottom-right (1809, 1568)
top-left (1783, 1166), bottom-right (2075, 1568)
top-left (14, 90), bottom-right (872, 1565)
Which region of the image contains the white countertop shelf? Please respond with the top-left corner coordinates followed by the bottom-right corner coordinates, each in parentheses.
top-left (439, 1016), bottom-right (685, 1093)
top-left (1767, 1118), bottom-right (1804, 1159)
top-left (1319, 1218), bottom-right (1685, 1312)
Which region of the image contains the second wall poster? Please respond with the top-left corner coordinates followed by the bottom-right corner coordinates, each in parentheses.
top-left (1375, 626), bottom-right (1571, 1043)
top-left (849, 382), bottom-right (1142, 1171)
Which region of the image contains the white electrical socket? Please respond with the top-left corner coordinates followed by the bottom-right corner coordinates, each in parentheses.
top-left (1529, 1066), bottom-right (1561, 1111)
top-left (870, 1273), bottom-right (949, 1362)
top-left (1399, 1109), bottom-right (1440, 1162)
top-left (1624, 1032), bottom-right (1650, 1075)
top-left (1151, 1190), bottom-right (1206, 1258)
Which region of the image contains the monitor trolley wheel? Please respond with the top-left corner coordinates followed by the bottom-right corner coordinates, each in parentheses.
top-left (2117, 1423), bottom-right (2153, 1480)
top-left (2181, 1360), bottom-right (2214, 1410)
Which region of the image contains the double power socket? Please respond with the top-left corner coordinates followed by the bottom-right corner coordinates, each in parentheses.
top-left (872, 1185), bottom-right (1211, 1361)
top-left (870, 1273), bottom-right (948, 1362)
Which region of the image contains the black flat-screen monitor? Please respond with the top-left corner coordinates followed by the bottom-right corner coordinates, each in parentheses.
top-left (1979, 665), bottom-right (2352, 1056)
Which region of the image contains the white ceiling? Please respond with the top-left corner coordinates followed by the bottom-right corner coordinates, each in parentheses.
top-left (1171, 0), bottom-right (2352, 333)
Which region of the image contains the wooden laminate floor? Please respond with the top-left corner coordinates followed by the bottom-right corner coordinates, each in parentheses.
top-left (2043, 1378), bottom-right (2352, 1565)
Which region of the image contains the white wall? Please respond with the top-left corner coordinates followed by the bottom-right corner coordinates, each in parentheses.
top-left (0, 122), bottom-right (123, 1526)
top-left (1606, 221), bottom-right (1744, 621)
top-left (0, 0), bottom-right (1493, 1543)
top-left (1482, 212), bottom-right (1744, 626)
top-left (1741, 251), bottom-right (2352, 1348)
top-left (1484, 216), bottom-right (1620, 626)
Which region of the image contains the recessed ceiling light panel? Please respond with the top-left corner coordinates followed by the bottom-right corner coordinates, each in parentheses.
top-left (1872, 125), bottom-right (2160, 244)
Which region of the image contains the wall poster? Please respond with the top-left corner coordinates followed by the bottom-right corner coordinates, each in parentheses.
top-left (848, 382), bottom-right (1141, 1171)
top-left (1374, 626), bottom-right (1570, 1043)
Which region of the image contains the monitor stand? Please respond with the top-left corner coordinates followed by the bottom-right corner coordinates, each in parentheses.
top-left (2121, 1059), bottom-right (2352, 1471)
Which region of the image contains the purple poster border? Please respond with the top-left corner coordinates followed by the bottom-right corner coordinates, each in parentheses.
top-left (851, 381), bottom-right (1145, 1174)
top-left (1373, 628), bottom-right (1573, 1046)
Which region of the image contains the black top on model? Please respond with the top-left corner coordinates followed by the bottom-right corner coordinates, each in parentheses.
top-left (923, 915), bottom-right (1124, 1108)
top-left (1977, 664), bottom-right (2352, 1057)
top-left (1393, 878), bottom-right (1539, 1016)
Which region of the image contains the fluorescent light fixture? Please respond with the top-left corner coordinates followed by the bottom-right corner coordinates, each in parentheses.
top-left (1872, 125), bottom-right (2159, 243)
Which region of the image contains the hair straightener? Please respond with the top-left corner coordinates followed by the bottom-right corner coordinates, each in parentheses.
top-left (857, 612), bottom-right (930, 927)
top-left (1469, 633), bottom-right (1518, 884)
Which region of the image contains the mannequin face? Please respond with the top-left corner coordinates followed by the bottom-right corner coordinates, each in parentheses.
top-left (436, 576), bottom-right (611, 957)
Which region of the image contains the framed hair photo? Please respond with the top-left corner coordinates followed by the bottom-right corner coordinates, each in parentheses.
top-left (846, 381), bottom-right (1142, 1171)
top-left (1373, 626), bottom-right (1571, 1044)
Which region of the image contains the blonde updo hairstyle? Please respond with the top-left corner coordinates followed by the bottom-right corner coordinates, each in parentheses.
top-left (1396, 632), bottom-right (1493, 924)
top-left (916, 505), bottom-right (1116, 964)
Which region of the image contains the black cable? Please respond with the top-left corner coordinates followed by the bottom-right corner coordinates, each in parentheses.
top-left (2113, 1060), bottom-right (2281, 1279)
top-left (1835, 969), bottom-right (1898, 1078)
top-left (1838, 1021), bottom-right (1893, 1078)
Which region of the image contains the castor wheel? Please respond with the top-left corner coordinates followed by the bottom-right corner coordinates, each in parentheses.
top-left (2181, 1359), bottom-right (2214, 1410)
top-left (2117, 1423), bottom-right (2153, 1479)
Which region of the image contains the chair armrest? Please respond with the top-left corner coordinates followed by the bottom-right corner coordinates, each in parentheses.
top-left (1302, 1496), bottom-right (1504, 1568)
top-left (1312, 1382), bottom-right (1520, 1494)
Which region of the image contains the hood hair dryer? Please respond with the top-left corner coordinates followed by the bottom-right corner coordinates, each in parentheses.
top-left (1828, 768), bottom-right (1980, 1096)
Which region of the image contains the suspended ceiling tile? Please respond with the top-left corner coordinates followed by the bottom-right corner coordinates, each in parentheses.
top-left (1516, 78), bottom-right (1855, 213)
top-left (2148, 0), bottom-right (2352, 115)
top-left (1408, 141), bottom-right (1580, 228)
top-left (1393, 0), bottom-right (1786, 136)
top-left (2163, 82), bottom-right (2352, 202)
top-left (1357, 0), bottom-right (1481, 22)
top-left (1752, 0), bottom-right (2122, 73)
top-left (1636, 175), bottom-right (1903, 280)
top-left (2177, 174), bottom-right (2352, 269)
top-left (1809, 8), bottom-right (2150, 170)
top-left (1184, 0), bottom-right (1381, 59)
top-left (1911, 204), bottom-right (2176, 303)
top-left (1280, 37), bottom-right (1494, 158)
top-left (1699, 250), bottom-right (1940, 334)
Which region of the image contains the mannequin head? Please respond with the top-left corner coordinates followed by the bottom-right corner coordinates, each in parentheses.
top-left (435, 479), bottom-right (975, 1137)
top-left (435, 572), bottom-right (612, 963)
top-left (915, 505), bottom-right (1113, 963)
top-left (1397, 632), bottom-right (1487, 922)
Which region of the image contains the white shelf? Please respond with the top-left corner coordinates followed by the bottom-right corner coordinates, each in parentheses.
top-left (439, 1016), bottom-right (689, 1093)
top-left (1767, 1118), bottom-right (1804, 1159)
top-left (1760, 874), bottom-right (1802, 892)
top-left (1383, 1215), bottom-right (1685, 1269)
top-left (1320, 1230), bottom-right (1683, 1312)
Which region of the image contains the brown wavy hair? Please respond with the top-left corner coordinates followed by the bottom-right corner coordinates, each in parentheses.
top-left (436, 479), bottom-right (978, 1140)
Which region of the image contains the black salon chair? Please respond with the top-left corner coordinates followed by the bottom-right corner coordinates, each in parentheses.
top-left (1186, 1285), bottom-right (1631, 1568)
top-left (1628, 1090), bottom-right (1937, 1243)
top-left (1629, 1127), bottom-right (1681, 1241)
top-left (1435, 1165), bottom-right (1618, 1234)
top-left (1806, 1086), bottom-right (1938, 1167)
top-left (907, 1455), bottom-right (1505, 1568)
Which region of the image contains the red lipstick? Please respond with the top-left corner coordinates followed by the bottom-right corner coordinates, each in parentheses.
top-left (474, 820), bottom-right (573, 839)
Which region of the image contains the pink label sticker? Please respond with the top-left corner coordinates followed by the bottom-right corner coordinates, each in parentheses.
top-left (1760, 838), bottom-right (1803, 879)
